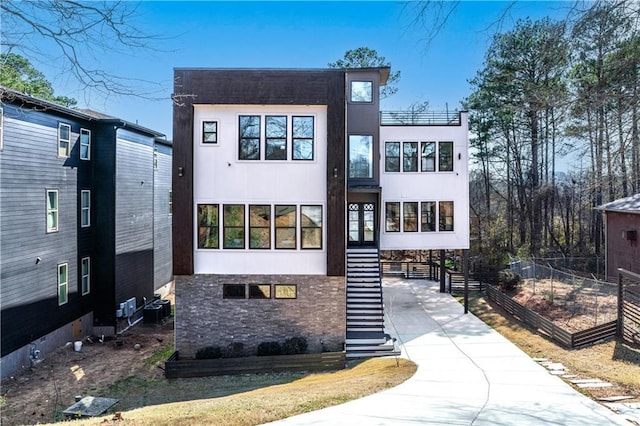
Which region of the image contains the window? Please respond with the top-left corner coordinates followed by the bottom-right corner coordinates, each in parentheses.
top-left (168, 191), bottom-right (173, 215)
top-left (223, 284), bottom-right (246, 299)
top-left (275, 205), bottom-right (296, 249)
top-left (223, 204), bottom-right (245, 249)
top-left (80, 190), bottom-right (90, 227)
top-left (80, 128), bottom-right (91, 160)
top-left (301, 205), bottom-right (322, 249)
top-left (239, 115), bottom-right (260, 160)
top-left (197, 204), bottom-right (219, 249)
top-left (439, 201), bottom-right (454, 231)
top-left (292, 116), bottom-right (314, 160)
top-left (403, 202), bottom-right (418, 232)
top-left (421, 201), bottom-right (436, 232)
top-left (439, 141), bottom-right (454, 172)
top-left (403, 142), bottom-right (418, 172)
top-left (81, 257), bottom-right (90, 295)
top-left (58, 263), bottom-right (68, 305)
top-left (249, 205), bottom-right (271, 249)
top-left (274, 284), bottom-right (297, 299)
top-left (265, 116), bottom-right (287, 160)
top-left (203, 121), bottom-right (218, 144)
top-left (46, 190), bottom-right (59, 232)
top-left (58, 123), bottom-right (71, 157)
top-left (349, 135), bottom-right (373, 178)
top-left (385, 142), bottom-right (400, 172)
top-left (249, 284), bottom-right (271, 299)
top-left (154, 148), bottom-right (158, 169)
top-left (385, 202), bottom-right (400, 232)
top-left (351, 81), bottom-right (373, 102)
top-left (421, 142), bottom-right (436, 172)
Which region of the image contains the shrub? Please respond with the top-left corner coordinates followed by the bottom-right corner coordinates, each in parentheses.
top-left (498, 270), bottom-right (522, 292)
top-left (257, 341), bottom-right (282, 356)
top-left (283, 336), bottom-right (308, 355)
top-left (195, 346), bottom-right (222, 359)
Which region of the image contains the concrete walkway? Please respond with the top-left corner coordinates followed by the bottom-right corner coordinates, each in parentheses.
top-left (267, 278), bottom-right (632, 425)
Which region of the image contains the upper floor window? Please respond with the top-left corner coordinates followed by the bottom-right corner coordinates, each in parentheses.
top-left (223, 204), bottom-right (245, 249)
top-left (265, 116), bottom-right (287, 160)
top-left (351, 81), bottom-right (373, 102)
top-left (421, 142), bottom-right (436, 172)
top-left (46, 189), bottom-right (59, 232)
top-left (384, 140), bottom-right (455, 173)
top-left (292, 116), bottom-right (314, 160)
top-left (58, 123), bottom-right (71, 157)
top-left (80, 128), bottom-right (91, 160)
top-left (385, 142), bottom-right (400, 172)
top-left (349, 135), bottom-right (373, 179)
top-left (203, 121), bottom-right (218, 144)
top-left (439, 141), bottom-right (454, 172)
top-left (80, 190), bottom-right (91, 227)
top-left (403, 142), bottom-right (418, 172)
top-left (198, 204), bottom-right (219, 249)
top-left (239, 115), bottom-right (260, 160)
top-left (58, 263), bottom-right (68, 305)
top-left (81, 257), bottom-right (91, 295)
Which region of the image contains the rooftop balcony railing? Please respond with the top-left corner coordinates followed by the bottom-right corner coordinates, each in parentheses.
top-left (380, 110), bottom-right (462, 126)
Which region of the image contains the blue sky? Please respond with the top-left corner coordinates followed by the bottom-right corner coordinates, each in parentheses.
top-left (44, 1), bottom-right (573, 138)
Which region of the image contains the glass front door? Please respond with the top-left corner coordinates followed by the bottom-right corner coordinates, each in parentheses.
top-left (348, 203), bottom-right (376, 246)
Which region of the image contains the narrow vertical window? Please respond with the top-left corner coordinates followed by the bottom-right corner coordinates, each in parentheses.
top-left (421, 201), bottom-right (436, 232)
top-left (168, 191), bottom-right (173, 215)
top-left (265, 116), bottom-right (287, 160)
top-left (292, 116), bottom-right (314, 160)
top-left (249, 204), bottom-right (271, 249)
top-left (80, 128), bottom-right (91, 160)
top-left (197, 204), bottom-right (219, 249)
top-left (275, 205), bottom-right (296, 249)
top-left (58, 263), bottom-right (68, 305)
top-left (154, 148), bottom-right (158, 169)
top-left (203, 120), bottom-right (218, 144)
top-left (301, 205), bottom-right (322, 249)
top-left (81, 257), bottom-right (90, 295)
top-left (58, 123), bottom-right (71, 157)
top-left (421, 141), bottom-right (436, 172)
top-left (403, 202), bottom-right (418, 232)
top-left (385, 202), bottom-right (400, 232)
top-left (223, 204), bottom-right (245, 249)
top-left (46, 189), bottom-right (59, 232)
top-left (439, 141), bottom-right (454, 172)
top-left (439, 201), bottom-right (454, 231)
top-left (403, 142), bottom-right (418, 172)
top-left (385, 142), bottom-right (400, 172)
top-left (80, 190), bottom-right (91, 227)
top-left (239, 115), bottom-right (260, 160)
top-left (349, 135), bottom-right (373, 178)
top-left (350, 81), bottom-right (373, 102)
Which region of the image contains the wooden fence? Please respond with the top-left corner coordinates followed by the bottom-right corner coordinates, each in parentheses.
top-left (165, 351), bottom-right (346, 379)
top-left (486, 285), bottom-right (617, 349)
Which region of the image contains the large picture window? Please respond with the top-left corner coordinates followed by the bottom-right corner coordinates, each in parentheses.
top-left (292, 116), bottom-right (314, 160)
top-left (421, 201), bottom-right (436, 232)
top-left (403, 142), bottom-right (418, 172)
top-left (439, 201), bottom-right (454, 231)
top-left (403, 202), bottom-right (418, 232)
top-left (301, 205), bottom-right (322, 249)
top-left (198, 204), bottom-right (219, 249)
top-left (350, 81), bottom-right (373, 102)
top-left (223, 204), bottom-right (245, 249)
top-left (265, 116), bottom-right (287, 160)
top-left (349, 135), bottom-right (373, 178)
top-left (385, 202), bottom-right (400, 232)
top-left (275, 205), bottom-right (296, 249)
top-left (80, 128), bottom-right (91, 160)
top-left (81, 257), bottom-right (90, 295)
top-left (80, 190), bottom-right (91, 227)
top-left (58, 263), bottom-right (68, 305)
top-left (239, 115), bottom-right (260, 160)
top-left (249, 205), bottom-right (271, 249)
top-left (385, 142), bottom-right (400, 172)
top-left (58, 123), bottom-right (71, 157)
top-left (421, 141), bottom-right (436, 172)
top-left (46, 189), bottom-right (59, 233)
top-left (439, 141), bottom-right (454, 172)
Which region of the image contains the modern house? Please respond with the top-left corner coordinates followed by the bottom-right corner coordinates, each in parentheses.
top-left (596, 193), bottom-right (640, 281)
top-left (172, 68), bottom-right (469, 359)
top-left (0, 88), bottom-right (173, 379)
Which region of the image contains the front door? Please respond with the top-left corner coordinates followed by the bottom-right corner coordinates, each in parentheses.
top-left (348, 203), bottom-right (376, 246)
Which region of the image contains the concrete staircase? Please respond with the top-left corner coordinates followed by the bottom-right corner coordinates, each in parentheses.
top-left (345, 248), bottom-right (400, 359)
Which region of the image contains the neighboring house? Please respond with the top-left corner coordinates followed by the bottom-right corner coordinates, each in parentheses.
top-left (596, 193), bottom-right (640, 281)
top-left (172, 68), bottom-right (469, 359)
top-left (0, 88), bottom-right (173, 379)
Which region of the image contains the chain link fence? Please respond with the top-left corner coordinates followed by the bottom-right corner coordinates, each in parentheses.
top-left (508, 256), bottom-right (618, 328)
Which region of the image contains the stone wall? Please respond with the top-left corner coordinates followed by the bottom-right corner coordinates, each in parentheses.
top-left (175, 274), bottom-right (346, 358)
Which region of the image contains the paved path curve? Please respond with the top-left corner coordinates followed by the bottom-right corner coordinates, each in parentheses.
top-left (267, 278), bottom-right (631, 425)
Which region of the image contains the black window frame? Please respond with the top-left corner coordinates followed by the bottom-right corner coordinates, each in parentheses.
top-left (439, 201), bottom-right (454, 231)
top-left (275, 205), bottom-right (297, 249)
top-left (249, 204), bottom-right (271, 249)
top-left (203, 120), bottom-right (218, 144)
top-left (292, 116), bottom-right (314, 161)
top-left (403, 141), bottom-right (418, 172)
top-left (421, 201), bottom-right (436, 232)
top-left (239, 115), bottom-right (261, 160)
top-left (223, 204), bottom-right (245, 249)
top-left (265, 115), bottom-right (287, 160)
top-left (197, 204), bottom-right (220, 249)
top-left (403, 202), bottom-right (419, 232)
top-left (300, 205), bottom-right (323, 249)
top-left (421, 141), bottom-right (436, 172)
top-left (438, 141), bottom-right (454, 172)
top-left (385, 202), bottom-right (400, 232)
top-left (385, 141), bottom-right (400, 172)
top-left (223, 284), bottom-right (246, 299)
top-left (350, 80), bottom-right (373, 103)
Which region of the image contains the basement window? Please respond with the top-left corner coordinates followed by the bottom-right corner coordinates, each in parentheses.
top-left (223, 284), bottom-right (246, 299)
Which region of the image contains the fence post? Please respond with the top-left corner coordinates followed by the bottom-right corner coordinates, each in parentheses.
top-left (617, 270), bottom-right (623, 338)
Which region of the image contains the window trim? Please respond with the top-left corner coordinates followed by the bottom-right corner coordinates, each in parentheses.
top-left (80, 190), bottom-right (91, 228)
top-left (350, 80), bottom-right (374, 103)
top-left (81, 257), bottom-right (90, 295)
top-left (202, 120), bottom-right (219, 144)
top-left (80, 128), bottom-right (91, 160)
top-left (46, 189), bottom-right (59, 233)
top-left (58, 263), bottom-right (68, 306)
top-left (58, 123), bottom-right (71, 157)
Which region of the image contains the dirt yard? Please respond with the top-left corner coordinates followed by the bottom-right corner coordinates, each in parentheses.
top-left (0, 305), bottom-right (174, 426)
